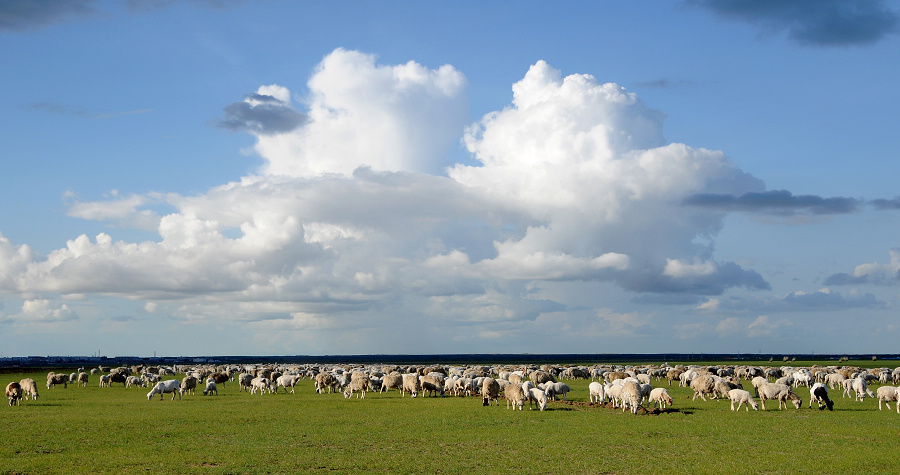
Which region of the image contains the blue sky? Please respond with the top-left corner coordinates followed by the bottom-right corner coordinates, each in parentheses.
top-left (1, 0), bottom-right (899, 357)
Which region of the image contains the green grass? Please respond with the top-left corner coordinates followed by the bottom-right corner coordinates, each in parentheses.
top-left (2, 362), bottom-right (899, 474)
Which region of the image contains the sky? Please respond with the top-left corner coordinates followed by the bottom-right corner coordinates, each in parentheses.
top-left (1, 0), bottom-right (899, 357)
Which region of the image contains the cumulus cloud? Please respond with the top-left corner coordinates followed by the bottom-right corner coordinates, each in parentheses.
top-left (825, 249), bottom-right (900, 286)
top-left (690, 0), bottom-right (900, 46)
top-left (18, 299), bottom-right (78, 323)
top-left (697, 287), bottom-right (883, 312)
top-left (215, 85), bottom-right (307, 135)
top-left (66, 191), bottom-right (163, 231)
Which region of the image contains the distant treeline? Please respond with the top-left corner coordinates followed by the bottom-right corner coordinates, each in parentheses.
top-left (3, 353), bottom-right (899, 370)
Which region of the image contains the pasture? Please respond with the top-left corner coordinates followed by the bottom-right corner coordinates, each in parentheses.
top-left (2, 360), bottom-right (898, 474)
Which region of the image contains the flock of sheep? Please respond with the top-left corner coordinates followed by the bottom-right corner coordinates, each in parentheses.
top-left (7, 361), bottom-right (900, 416)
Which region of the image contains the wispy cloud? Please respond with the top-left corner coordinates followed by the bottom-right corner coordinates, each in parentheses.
top-left (683, 190), bottom-right (862, 216)
top-left (689, 0), bottom-right (899, 46)
top-left (31, 102), bottom-right (152, 120)
top-left (0, 0), bottom-right (97, 32)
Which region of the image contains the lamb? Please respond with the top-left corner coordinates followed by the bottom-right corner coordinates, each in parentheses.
top-left (589, 382), bottom-right (606, 403)
top-left (76, 372), bottom-right (89, 387)
top-left (810, 382), bottom-right (834, 411)
top-left (527, 387), bottom-right (548, 411)
top-left (180, 376), bottom-right (198, 396)
top-left (99, 374), bottom-right (111, 388)
top-left (19, 378), bottom-right (38, 400)
top-left (401, 373), bottom-right (420, 398)
top-left (147, 380), bottom-right (183, 401)
top-left (876, 386), bottom-right (899, 413)
top-left (46, 372), bottom-right (69, 389)
top-left (758, 383), bottom-right (801, 410)
top-left (6, 382), bottom-right (23, 406)
top-left (621, 380), bottom-right (643, 414)
top-left (727, 389), bottom-right (758, 411)
top-left (648, 388), bottom-right (673, 410)
top-left (504, 383), bottom-right (525, 410)
top-left (202, 380), bottom-right (218, 396)
top-left (481, 377), bottom-right (501, 406)
top-left (250, 377), bottom-right (272, 395)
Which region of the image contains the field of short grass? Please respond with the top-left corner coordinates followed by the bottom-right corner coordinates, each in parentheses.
top-left (2, 360), bottom-right (898, 473)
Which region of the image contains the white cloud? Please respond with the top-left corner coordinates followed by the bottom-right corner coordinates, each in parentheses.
top-left (747, 315), bottom-right (793, 337)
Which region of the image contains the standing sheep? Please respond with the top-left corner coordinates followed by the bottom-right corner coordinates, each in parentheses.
top-left (527, 387), bottom-right (548, 411)
top-left (76, 372), bottom-right (89, 387)
top-left (690, 375), bottom-right (717, 401)
top-left (46, 372), bottom-right (69, 389)
top-left (505, 383), bottom-right (525, 410)
top-left (648, 388), bottom-right (673, 410)
top-left (19, 379), bottom-right (38, 401)
top-left (758, 383), bottom-right (801, 410)
top-left (810, 382), bottom-right (834, 411)
top-left (420, 374), bottom-right (445, 397)
top-left (588, 382), bottom-right (606, 403)
top-left (481, 377), bottom-right (501, 406)
top-left (727, 389), bottom-right (759, 411)
top-left (180, 376), bottom-right (198, 396)
top-left (381, 373), bottom-right (404, 394)
top-left (147, 380), bottom-right (183, 401)
top-left (401, 373), bottom-right (420, 398)
top-left (202, 380), bottom-right (218, 396)
top-left (876, 386), bottom-right (899, 413)
top-left (621, 380), bottom-right (643, 414)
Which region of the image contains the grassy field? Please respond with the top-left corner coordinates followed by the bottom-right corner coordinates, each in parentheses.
top-left (2, 360), bottom-right (898, 474)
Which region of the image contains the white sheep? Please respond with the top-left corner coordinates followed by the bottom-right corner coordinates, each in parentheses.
top-left (546, 382), bottom-right (571, 401)
top-left (401, 373), bottom-right (420, 398)
top-left (46, 372), bottom-right (69, 389)
top-left (250, 377), bottom-right (272, 395)
top-left (343, 372), bottom-right (372, 399)
top-left (420, 374), bottom-right (445, 397)
top-left (276, 374), bottom-right (302, 394)
top-left (850, 378), bottom-right (875, 401)
top-left (6, 382), bottom-right (23, 406)
top-left (876, 386), bottom-right (899, 413)
top-left (588, 382), bottom-right (606, 403)
top-left (727, 389), bottom-right (758, 411)
top-left (180, 376), bottom-right (198, 396)
top-left (381, 373), bottom-right (403, 394)
top-left (125, 376), bottom-right (145, 388)
top-left (648, 388), bottom-right (673, 410)
top-left (758, 383), bottom-right (801, 410)
top-left (202, 380), bottom-right (218, 396)
top-left (147, 380), bottom-right (183, 401)
top-left (481, 377), bottom-right (501, 406)
top-left (809, 382), bottom-right (834, 411)
top-left (690, 375), bottom-right (717, 401)
top-left (76, 372), bottom-right (89, 387)
top-left (18, 378), bottom-right (38, 401)
top-left (621, 381), bottom-right (643, 414)
top-left (527, 387), bottom-right (548, 411)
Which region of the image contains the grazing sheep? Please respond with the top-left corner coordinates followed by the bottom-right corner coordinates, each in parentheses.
top-left (527, 387), bottom-right (548, 411)
top-left (180, 376), bottom-right (198, 396)
top-left (343, 372), bottom-right (372, 399)
top-left (666, 369), bottom-right (683, 387)
top-left (238, 373), bottom-right (254, 392)
top-left (758, 383), bottom-right (801, 410)
top-left (529, 371), bottom-right (556, 385)
top-left (315, 373), bottom-right (338, 394)
top-left (810, 383), bottom-right (834, 411)
top-left (876, 386), bottom-right (899, 413)
top-left (605, 382), bottom-right (625, 409)
top-left (850, 378), bottom-right (875, 401)
top-left (401, 373), bottom-right (420, 398)
top-left (727, 389), bottom-right (758, 411)
top-left (46, 372), bottom-right (69, 389)
top-left (690, 375), bottom-right (717, 401)
top-left (250, 377), bottom-right (272, 395)
top-left (621, 380), bottom-right (643, 414)
top-left (202, 380), bottom-right (218, 396)
top-left (505, 383), bottom-right (525, 410)
top-left (481, 377), bottom-right (501, 406)
top-left (109, 370), bottom-right (128, 387)
top-left (276, 374), bottom-right (302, 394)
top-left (19, 379), bottom-right (38, 401)
top-left (125, 376), bottom-right (145, 388)
top-left (420, 374), bottom-right (445, 397)
top-left (381, 373), bottom-right (404, 394)
top-left (546, 382), bottom-right (571, 401)
top-left (825, 373), bottom-right (846, 390)
top-left (76, 372), bottom-right (89, 387)
top-left (648, 388), bottom-right (673, 410)
top-left (209, 372), bottom-right (230, 387)
top-left (147, 380), bottom-right (183, 401)
top-left (679, 370), bottom-right (699, 388)
top-left (6, 382), bottom-right (23, 406)
top-left (589, 382), bottom-right (606, 403)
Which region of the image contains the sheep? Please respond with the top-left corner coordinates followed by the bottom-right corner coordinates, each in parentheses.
top-left (679, 370), bottom-right (699, 387)
top-left (751, 376), bottom-right (769, 397)
top-left (665, 369), bottom-right (683, 387)
top-left (381, 373), bottom-right (403, 394)
top-left (481, 377), bottom-right (501, 406)
top-left (546, 382), bottom-right (571, 401)
top-left (648, 388), bottom-right (673, 410)
top-left (825, 372), bottom-right (846, 390)
top-left (98, 374), bottom-right (111, 388)
top-left (727, 389), bottom-right (758, 411)
top-left (876, 386), bottom-right (899, 413)
top-left (180, 376), bottom-right (198, 396)
top-left (46, 372), bottom-right (69, 389)
top-left (19, 378), bottom-right (38, 401)
top-left (147, 380), bottom-right (183, 401)
top-left (758, 383), bottom-right (801, 410)
top-left (605, 381), bottom-right (625, 409)
top-left (589, 382), bottom-right (606, 403)
top-left (420, 374), bottom-right (445, 397)
top-left (621, 380), bottom-right (643, 414)
top-left (343, 372), bottom-right (372, 399)
top-left (315, 372), bottom-right (338, 394)
top-left (401, 373), bottom-right (420, 398)
top-left (504, 383), bottom-right (525, 410)
top-left (690, 375), bottom-right (717, 401)
top-left (109, 370), bottom-right (128, 387)
top-left (239, 373), bottom-right (254, 392)
top-left (209, 372), bottom-right (230, 387)
top-left (809, 382), bottom-right (834, 411)
top-left (527, 387), bottom-right (548, 411)
top-left (6, 382), bottom-right (23, 406)
top-left (276, 374), bottom-right (302, 394)
top-left (125, 376), bottom-right (145, 388)
top-left (202, 380), bottom-right (218, 396)
top-left (850, 378), bottom-right (875, 401)
top-left (529, 370), bottom-right (555, 385)
top-left (76, 372), bottom-right (89, 387)
top-left (141, 373), bottom-right (159, 388)
top-left (250, 377), bottom-right (272, 395)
